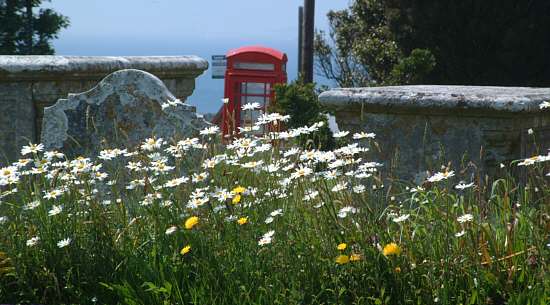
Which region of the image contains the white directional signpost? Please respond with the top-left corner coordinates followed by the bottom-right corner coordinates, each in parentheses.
top-left (211, 55), bottom-right (227, 79)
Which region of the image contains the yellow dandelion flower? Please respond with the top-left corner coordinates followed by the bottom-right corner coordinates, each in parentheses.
top-left (232, 186), bottom-right (246, 194)
top-left (184, 216), bottom-right (199, 229)
top-left (337, 243), bottom-right (347, 251)
top-left (382, 242), bottom-right (401, 256)
top-left (335, 255), bottom-right (350, 265)
top-left (232, 194), bottom-right (241, 205)
top-left (350, 253), bottom-right (361, 261)
top-left (237, 217), bottom-right (248, 225)
top-left (394, 266), bottom-right (401, 273)
top-left (180, 245), bottom-right (191, 255)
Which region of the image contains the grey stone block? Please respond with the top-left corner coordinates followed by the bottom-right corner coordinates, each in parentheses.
top-left (0, 56), bottom-right (208, 165)
top-left (41, 69), bottom-right (209, 157)
top-left (319, 85), bottom-right (550, 181)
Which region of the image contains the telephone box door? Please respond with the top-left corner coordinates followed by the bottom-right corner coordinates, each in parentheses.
top-left (233, 78), bottom-right (274, 133)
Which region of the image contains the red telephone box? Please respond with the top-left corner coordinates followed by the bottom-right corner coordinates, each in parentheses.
top-left (220, 46), bottom-right (287, 137)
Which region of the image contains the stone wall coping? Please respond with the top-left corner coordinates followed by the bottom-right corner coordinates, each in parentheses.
top-left (319, 85), bottom-right (550, 116)
top-left (0, 55), bottom-right (208, 81)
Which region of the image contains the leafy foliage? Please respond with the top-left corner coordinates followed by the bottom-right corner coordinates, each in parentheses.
top-left (272, 80), bottom-right (335, 150)
top-left (316, 0), bottom-right (550, 87)
top-left (385, 0), bottom-right (550, 86)
top-left (0, 0), bottom-right (69, 55)
top-left (314, 0), bottom-right (435, 87)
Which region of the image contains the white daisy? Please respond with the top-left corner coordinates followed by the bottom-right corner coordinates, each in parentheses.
top-left (23, 200), bottom-right (41, 210)
top-left (333, 131), bottom-right (350, 138)
top-left (331, 182), bottom-right (348, 192)
top-left (200, 126), bottom-right (220, 136)
top-left (290, 165), bottom-right (313, 180)
top-left (57, 238), bottom-right (71, 248)
top-left (352, 185), bottom-right (366, 193)
top-left (0, 166), bottom-right (19, 180)
top-left (337, 206), bottom-right (357, 218)
top-left (141, 138), bottom-right (164, 152)
top-left (323, 170), bottom-right (339, 180)
top-left (457, 213), bottom-right (473, 223)
top-left (44, 189), bottom-right (63, 200)
top-left (48, 205), bottom-right (63, 216)
top-left (283, 147), bottom-right (300, 157)
top-left (455, 182), bottom-right (474, 190)
top-left (21, 143), bottom-right (44, 156)
top-left (517, 156), bottom-right (540, 166)
top-left (353, 131), bottom-right (376, 140)
top-left (165, 226), bottom-right (178, 235)
top-left (392, 214), bottom-right (410, 223)
top-left (26, 236), bottom-right (40, 247)
top-left (161, 98), bottom-right (184, 109)
top-left (303, 190), bottom-right (319, 201)
top-left (270, 209), bottom-right (283, 217)
top-left (258, 230), bottom-right (275, 246)
top-left (242, 102), bottom-right (261, 111)
top-left (427, 170), bottom-right (455, 182)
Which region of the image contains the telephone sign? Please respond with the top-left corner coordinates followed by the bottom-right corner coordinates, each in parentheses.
top-left (211, 55), bottom-right (227, 79)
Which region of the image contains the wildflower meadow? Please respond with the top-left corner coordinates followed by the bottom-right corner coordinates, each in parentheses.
top-left (0, 104), bottom-right (549, 304)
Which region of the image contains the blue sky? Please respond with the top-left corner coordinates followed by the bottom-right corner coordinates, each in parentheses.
top-left (41, 0), bottom-right (351, 113)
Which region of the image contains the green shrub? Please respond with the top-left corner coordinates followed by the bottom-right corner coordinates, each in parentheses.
top-left (271, 80), bottom-right (335, 150)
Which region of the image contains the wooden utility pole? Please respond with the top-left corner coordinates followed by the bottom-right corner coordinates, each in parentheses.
top-left (25, 0), bottom-right (33, 54)
top-left (298, 6), bottom-right (303, 77)
top-left (301, 0), bottom-right (315, 83)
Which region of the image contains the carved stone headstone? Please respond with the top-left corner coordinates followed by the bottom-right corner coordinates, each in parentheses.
top-left (41, 69), bottom-right (208, 156)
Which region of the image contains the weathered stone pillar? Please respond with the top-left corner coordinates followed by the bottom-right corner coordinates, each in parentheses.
top-left (319, 85), bottom-right (550, 182)
top-left (0, 56), bottom-right (208, 164)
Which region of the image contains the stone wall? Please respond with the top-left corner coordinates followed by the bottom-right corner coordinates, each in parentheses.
top-left (0, 56), bottom-right (208, 164)
top-left (319, 85), bottom-right (550, 182)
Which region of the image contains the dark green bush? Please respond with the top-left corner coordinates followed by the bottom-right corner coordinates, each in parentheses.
top-left (271, 81), bottom-right (335, 150)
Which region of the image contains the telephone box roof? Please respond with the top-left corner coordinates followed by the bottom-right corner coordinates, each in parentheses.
top-left (226, 45), bottom-right (287, 61)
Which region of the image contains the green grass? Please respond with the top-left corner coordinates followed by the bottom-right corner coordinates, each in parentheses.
top-left (0, 122), bottom-right (548, 305)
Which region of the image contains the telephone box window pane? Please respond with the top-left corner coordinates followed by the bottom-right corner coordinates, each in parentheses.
top-left (241, 110), bottom-right (265, 135)
top-left (241, 110), bottom-right (263, 126)
top-left (244, 95), bottom-right (267, 108)
top-left (241, 94), bottom-right (266, 128)
top-left (241, 82), bottom-right (266, 95)
top-left (234, 62), bottom-right (275, 71)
